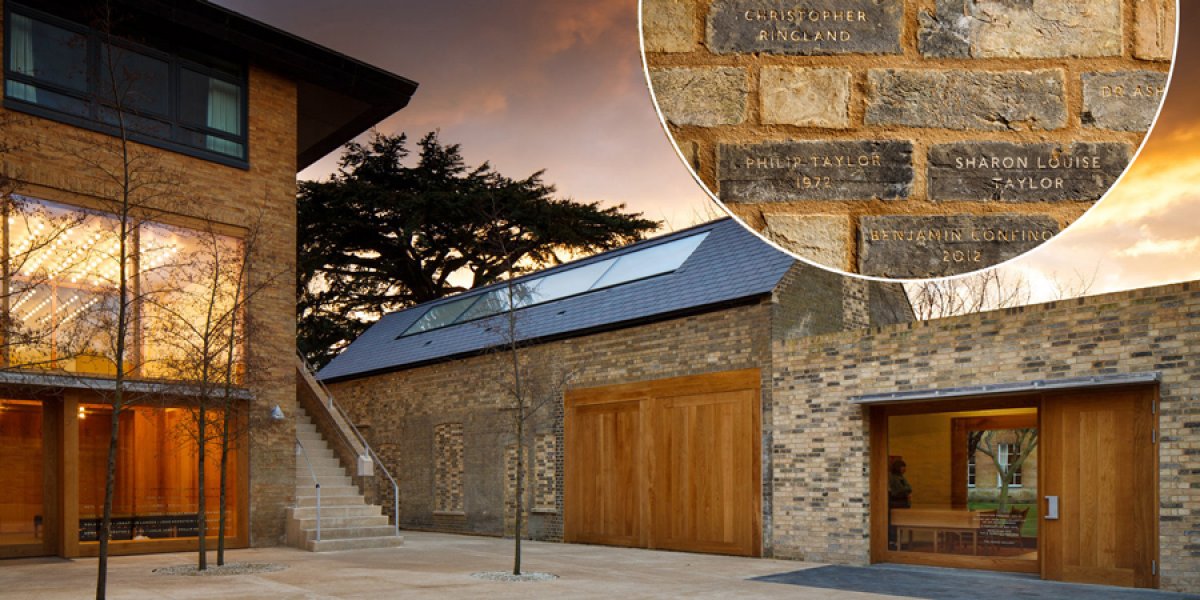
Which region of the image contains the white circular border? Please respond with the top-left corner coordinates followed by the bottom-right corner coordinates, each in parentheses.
top-left (637, 0), bottom-right (1183, 284)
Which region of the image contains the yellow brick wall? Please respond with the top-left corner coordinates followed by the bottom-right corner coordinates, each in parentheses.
top-left (773, 281), bottom-right (1200, 592)
top-left (0, 6), bottom-right (299, 545)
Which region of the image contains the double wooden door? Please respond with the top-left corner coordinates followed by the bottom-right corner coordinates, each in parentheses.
top-left (563, 369), bottom-right (761, 557)
top-left (1041, 386), bottom-right (1158, 588)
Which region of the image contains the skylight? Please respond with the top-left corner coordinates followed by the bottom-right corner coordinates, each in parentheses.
top-left (398, 230), bottom-right (710, 337)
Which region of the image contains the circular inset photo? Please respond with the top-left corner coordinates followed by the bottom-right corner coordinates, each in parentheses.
top-left (641, 0), bottom-right (1177, 279)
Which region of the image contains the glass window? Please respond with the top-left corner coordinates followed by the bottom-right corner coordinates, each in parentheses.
top-left (886, 410), bottom-right (1038, 562)
top-left (4, 8), bottom-right (247, 162)
top-left (78, 403), bottom-right (243, 542)
top-left (99, 44), bottom-right (170, 116)
top-left (526, 258), bottom-right (614, 305)
top-left (590, 232), bottom-right (707, 289)
top-left (396, 230), bottom-right (709, 337)
top-left (403, 294), bottom-right (480, 335)
top-left (3, 196), bottom-right (246, 381)
top-left (7, 13), bottom-right (87, 93)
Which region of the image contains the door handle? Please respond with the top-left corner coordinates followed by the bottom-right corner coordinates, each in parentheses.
top-left (1045, 495), bottom-right (1059, 520)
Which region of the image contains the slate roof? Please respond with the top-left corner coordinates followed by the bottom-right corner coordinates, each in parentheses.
top-left (317, 218), bottom-right (795, 382)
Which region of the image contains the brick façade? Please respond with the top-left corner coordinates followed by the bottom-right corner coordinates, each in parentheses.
top-left (770, 281), bottom-right (1200, 592)
top-left (0, 58), bottom-right (300, 546)
top-left (327, 263), bottom-right (911, 548)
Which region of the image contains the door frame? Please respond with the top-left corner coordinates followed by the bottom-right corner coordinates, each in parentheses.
top-left (868, 384), bottom-right (1160, 587)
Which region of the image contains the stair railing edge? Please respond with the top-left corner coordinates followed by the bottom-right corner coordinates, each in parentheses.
top-left (298, 353), bottom-right (402, 537)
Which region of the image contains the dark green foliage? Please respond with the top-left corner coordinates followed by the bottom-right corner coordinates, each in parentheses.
top-left (298, 132), bottom-right (659, 367)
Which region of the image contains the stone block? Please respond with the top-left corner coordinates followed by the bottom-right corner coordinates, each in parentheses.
top-left (927, 142), bottom-right (1133, 202)
top-left (919, 0), bottom-right (1122, 58)
top-left (649, 67), bottom-right (748, 127)
top-left (858, 214), bottom-right (1060, 278)
top-left (865, 69), bottom-right (1066, 131)
top-left (763, 214), bottom-right (851, 270)
top-left (1134, 0), bottom-right (1176, 61)
top-left (718, 140), bottom-right (913, 202)
top-left (759, 67), bottom-right (851, 128)
top-left (706, 0), bottom-right (902, 55)
top-left (642, 0), bottom-right (697, 53)
top-left (1081, 71), bottom-right (1168, 132)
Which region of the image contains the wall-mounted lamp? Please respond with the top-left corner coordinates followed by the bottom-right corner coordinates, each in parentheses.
top-left (78, 406), bottom-right (87, 420)
top-left (269, 405), bottom-right (285, 422)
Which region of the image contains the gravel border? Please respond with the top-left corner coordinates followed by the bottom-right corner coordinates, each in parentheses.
top-left (470, 571), bottom-right (558, 582)
top-left (153, 562), bottom-right (287, 577)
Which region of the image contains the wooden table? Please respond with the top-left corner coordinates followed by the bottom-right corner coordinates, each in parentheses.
top-left (891, 507), bottom-right (985, 554)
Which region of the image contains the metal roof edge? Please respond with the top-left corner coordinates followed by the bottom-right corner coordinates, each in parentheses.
top-left (849, 372), bottom-right (1162, 405)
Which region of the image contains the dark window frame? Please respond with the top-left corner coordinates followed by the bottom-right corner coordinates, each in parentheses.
top-left (3, 3), bottom-right (251, 169)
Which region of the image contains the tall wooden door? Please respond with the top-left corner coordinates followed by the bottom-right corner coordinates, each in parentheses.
top-left (562, 399), bottom-right (644, 547)
top-left (564, 369), bottom-right (761, 557)
top-left (1041, 386), bottom-right (1158, 588)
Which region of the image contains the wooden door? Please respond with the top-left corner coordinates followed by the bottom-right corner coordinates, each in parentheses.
top-left (564, 369), bottom-right (761, 557)
top-left (563, 399), bottom-right (643, 547)
top-left (651, 389), bottom-right (759, 555)
top-left (1041, 387), bottom-right (1158, 588)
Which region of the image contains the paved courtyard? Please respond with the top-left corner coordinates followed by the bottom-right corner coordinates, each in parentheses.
top-left (1, 532), bottom-right (1193, 599)
top-left (0, 532), bottom-right (882, 599)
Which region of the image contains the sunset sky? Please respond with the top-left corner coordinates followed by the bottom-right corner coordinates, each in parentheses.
top-left (218, 0), bottom-right (1197, 296)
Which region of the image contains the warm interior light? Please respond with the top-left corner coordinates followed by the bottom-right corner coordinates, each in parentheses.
top-left (78, 405), bottom-right (86, 419)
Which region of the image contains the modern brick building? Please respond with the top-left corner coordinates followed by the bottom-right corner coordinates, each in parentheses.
top-left (319, 218), bottom-right (913, 553)
top-left (0, 0), bottom-right (414, 559)
top-left (323, 219), bottom-right (1199, 592)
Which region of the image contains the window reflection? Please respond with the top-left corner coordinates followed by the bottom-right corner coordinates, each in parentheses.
top-left (3, 197), bottom-right (244, 382)
top-left (887, 408), bottom-right (1039, 562)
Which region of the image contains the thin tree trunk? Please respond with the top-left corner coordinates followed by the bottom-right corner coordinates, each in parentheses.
top-left (197, 405), bottom-right (207, 570)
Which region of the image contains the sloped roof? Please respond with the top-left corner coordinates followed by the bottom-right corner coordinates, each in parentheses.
top-left (317, 218), bottom-right (795, 382)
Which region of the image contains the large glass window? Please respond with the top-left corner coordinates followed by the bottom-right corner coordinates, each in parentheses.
top-left (4, 5), bottom-right (248, 162)
top-left (78, 403), bottom-right (243, 542)
top-left (3, 196), bottom-right (245, 382)
top-left (886, 408), bottom-right (1038, 564)
top-left (400, 231), bottom-right (709, 337)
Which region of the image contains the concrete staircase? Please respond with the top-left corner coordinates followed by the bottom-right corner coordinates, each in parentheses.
top-left (287, 407), bottom-right (403, 552)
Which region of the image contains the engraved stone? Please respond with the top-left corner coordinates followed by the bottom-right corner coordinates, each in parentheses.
top-left (919, 0), bottom-right (1121, 58)
top-left (927, 142), bottom-right (1133, 202)
top-left (865, 69), bottom-right (1066, 131)
top-left (649, 67), bottom-right (748, 127)
top-left (706, 0), bottom-right (902, 55)
top-left (643, 0), bottom-right (697, 53)
top-left (1082, 71), bottom-right (1168, 132)
top-left (763, 214), bottom-right (851, 270)
top-left (1134, 0), bottom-right (1176, 61)
top-left (759, 67), bottom-right (851, 128)
top-left (858, 215), bottom-right (1060, 278)
top-left (718, 141), bottom-right (913, 202)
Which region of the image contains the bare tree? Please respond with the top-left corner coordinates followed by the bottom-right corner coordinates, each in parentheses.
top-left (976, 428), bottom-right (1038, 514)
top-left (905, 267), bottom-right (1097, 320)
top-left (476, 204), bottom-right (574, 576)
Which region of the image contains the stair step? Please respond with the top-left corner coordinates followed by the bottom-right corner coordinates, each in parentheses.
top-left (295, 494), bottom-right (364, 508)
top-left (292, 514), bottom-right (390, 530)
top-left (300, 524), bottom-right (397, 541)
top-left (307, 535), bottom-right (404, 552)
top-left (295, 476), bottom-right (354, 489)
top-left (296, 431), bottom-right (326, 443)
top-left (288, 504), bottom-right (383, 520)
top-left (296, 423), bottom-right (316, 433)
top-left (296, 464), bottom-right (346, 476)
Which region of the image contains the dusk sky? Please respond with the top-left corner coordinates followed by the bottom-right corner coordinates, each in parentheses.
top-left (217, 0), bottom-right (1197, 297)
